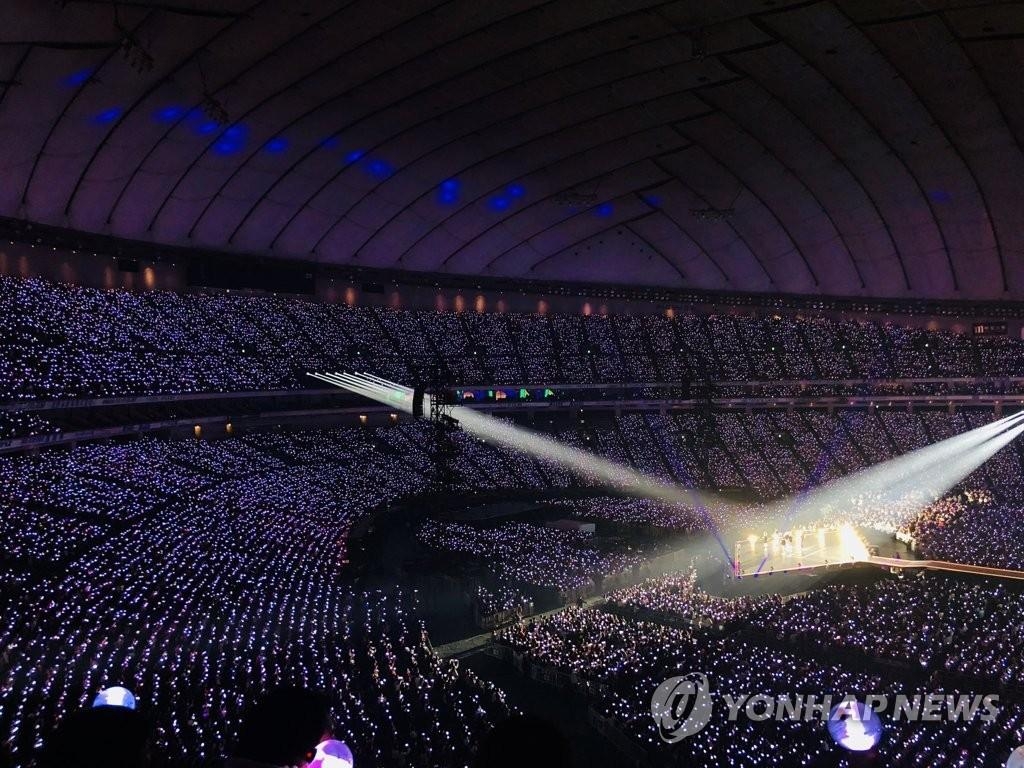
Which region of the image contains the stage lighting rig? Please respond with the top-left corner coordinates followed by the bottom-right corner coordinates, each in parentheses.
top-left (690, 207), bottom-right (735, 222)
top-left (113, 5), bottom-right (154, 74)
top-left (428, 388), bottom-right (459, 429)
top-left (121, 34), bottom-right (154, 73)
top-left (411, 384), bottom-right (459, 429)
top-left (554, 189), bottom-right (599, 208)
top-left (412, 369), bottom-right (460, 493)
top-left (200, 93), bottom-right (230, 125)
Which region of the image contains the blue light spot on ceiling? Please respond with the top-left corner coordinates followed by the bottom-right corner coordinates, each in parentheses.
top-left (154, 105), bottom-right (185, 123)
top-left (929, 189), bottom-right (952, 203)
top-left (264, 137), bottom-right (289, 153)
top-left (213, 141), bottom-right (241, 156)
top-left (366, 159), bottom-right (392, 179)
top-left (63, 69), bottom-right (93, 87)
top-left (489, 196), bottom-right (510, 212)
top-left (438, 179), bottom-right (460, 205)
top-left (320, 136), bottom-right (340, 149)
top-left (507, 183), bottom-right (524, 198)
top-left (594, 202), bottom-right (614, 218)
top-left (92, 107), bottom-right (121, 124)
top-left (213, 124), bottom-right (248, 156)
top-left (195, 120), bottom-right (220, 135)
top-left (642, 194), bottom-right (662, 207)
top-left (345, 150), bottom-right (365, 163)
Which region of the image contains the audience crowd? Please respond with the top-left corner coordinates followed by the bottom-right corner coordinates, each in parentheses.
top-left (606, 569), bottom-right (777, 628)
top-left (0, 430), bottom-right (516, 768)
top-left (904, 491), bottom-right (1024, 570)
top-left (8, 275), bottom-right (1024, 766)
top-left (495, 604), bottom-right (1024, 766)
top-left (473, 584), bottom-right (533, 619)
top-left (417, 519), bottom-right (642, 593)
top-left (7, 276), bottom-right (1024, 406)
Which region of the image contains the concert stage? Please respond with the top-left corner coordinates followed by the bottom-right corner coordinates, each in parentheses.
top-left (732, 525), bottom-right (871, 577)
top-left (733, 526), bottom-right (1024, 582)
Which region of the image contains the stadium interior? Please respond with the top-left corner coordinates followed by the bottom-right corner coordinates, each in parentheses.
top-left (4, 1), bottom-right (1024, 766)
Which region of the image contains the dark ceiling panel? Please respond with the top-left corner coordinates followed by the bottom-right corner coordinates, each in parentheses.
top-left (2, 0), bottom-right (1022, 300)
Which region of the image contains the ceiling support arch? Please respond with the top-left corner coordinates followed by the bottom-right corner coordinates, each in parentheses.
top-left (748, 14), bottom-right (959, 292)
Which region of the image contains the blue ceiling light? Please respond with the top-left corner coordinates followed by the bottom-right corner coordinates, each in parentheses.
top-left (92, 107), bottom-right (121, 124)
top-left (642, 194), bottom-right (662, 207)
top-left (264, 136), bottom-right (288, 153)
top-left (594, 202), bottom-right (614, 218)
top-left (345, 149), bottom-right (365, 163)
top-left (489, 195), bottom-right (510, 212)
top-left (195, 120), bottom-right (220, 135)
top-left (320, 136), bottom-right (340, 150)
top-left (366, 158), bottom-right (392, 179)
top-left (153, 105), bottom-right (185, 123)
top-left (507, 182), bottom-right (525, 198)
top-left (437, 178), bottom-right (460, 205)
top-left (213, 140), bottom-right (242, 156)
top-left (63, 68), bottom-right (93, 87)
top-left (213, 124), bottom-right (248, 156)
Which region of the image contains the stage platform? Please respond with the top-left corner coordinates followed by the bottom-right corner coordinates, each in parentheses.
top-left (732, 526), bottom-right (870, 577)
top-left (732, 527), bottom-right (1024, 582)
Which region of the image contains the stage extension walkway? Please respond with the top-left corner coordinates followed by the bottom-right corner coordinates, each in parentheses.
top-left (868, 556), bottom-right (1024, 581)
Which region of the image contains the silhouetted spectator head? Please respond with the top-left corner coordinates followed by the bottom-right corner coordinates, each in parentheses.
top-left (231, 687), bottom-right (332, 767)
top-left (39, 706), bottom-right (150, 768)
top-left (474, 715), bottom-right (572, 768)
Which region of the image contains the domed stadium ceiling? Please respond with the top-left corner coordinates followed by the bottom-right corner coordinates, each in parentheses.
top-left (1, 0), bottom-right (1023, 301)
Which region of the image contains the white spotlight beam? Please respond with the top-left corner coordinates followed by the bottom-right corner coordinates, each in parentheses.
top-left (310, 372), bottom-right (730, 512)
top-left (819, 411), bottom-right (1023, 493)
top-left (776, 411), bottom-right (1024, 528)
top-left (873, 420), bottom-right (1024, 512)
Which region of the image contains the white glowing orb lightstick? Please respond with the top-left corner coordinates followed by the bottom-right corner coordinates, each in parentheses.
top-left (92, 686), bottom-right (137, 710)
